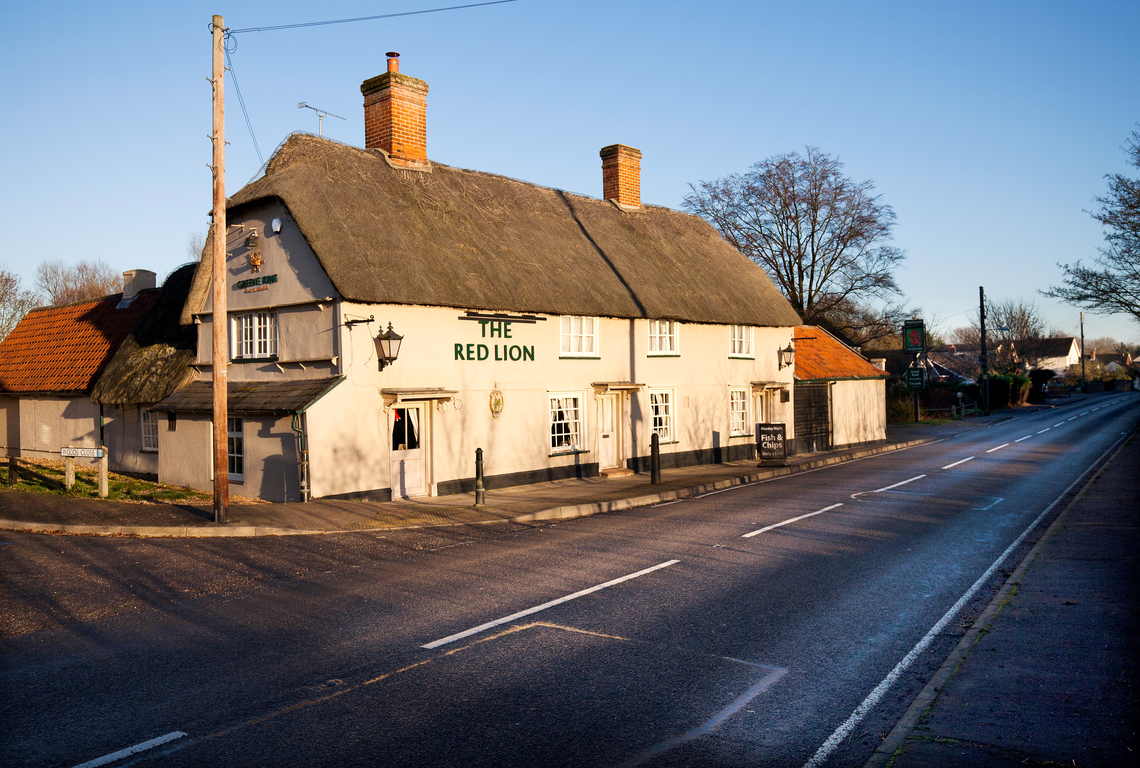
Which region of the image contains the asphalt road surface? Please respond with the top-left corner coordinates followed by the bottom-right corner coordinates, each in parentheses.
top-left (3, 394), bottom-right (1137, 768)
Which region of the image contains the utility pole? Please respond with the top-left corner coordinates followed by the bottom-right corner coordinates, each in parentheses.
top-left (1080, 312), bottom-right (1086, 393)
top-left (979, 286), bottom-right (989, 415)
top-left (211, 15), bottom-right (229, 524)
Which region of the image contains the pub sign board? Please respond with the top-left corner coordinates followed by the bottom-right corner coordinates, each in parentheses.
top-left (905, 366), bottom-right (926, 390)
top-left (902, 320), bottom-right (926, 353)
top-left (757, 423), bottom-right (787, 462)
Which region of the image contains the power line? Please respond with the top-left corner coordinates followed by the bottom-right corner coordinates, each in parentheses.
top-left (227, 0), bottom-right (518, 35)
top-left (224, 47), bottom-right (263, 165)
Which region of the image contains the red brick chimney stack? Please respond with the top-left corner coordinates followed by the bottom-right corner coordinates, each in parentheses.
top-left (600, 144), bottom-right (642, 209)
top-left (361, 52), bottom-right (429, 168)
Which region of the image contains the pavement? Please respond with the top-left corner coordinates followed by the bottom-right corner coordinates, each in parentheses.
top-left (1, 393), bottom-right (1136, 766)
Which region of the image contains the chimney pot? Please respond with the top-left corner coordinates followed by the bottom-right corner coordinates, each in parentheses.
top-left (600, 144), bottom-right (642, 210)
top-left (386, 52), bottom-right (400, 73)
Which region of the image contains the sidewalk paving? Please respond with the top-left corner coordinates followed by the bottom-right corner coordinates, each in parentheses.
top-left (0, 399), bottom-right (1084, 538)
top-left (867, 421), bottom-right (1139, 767)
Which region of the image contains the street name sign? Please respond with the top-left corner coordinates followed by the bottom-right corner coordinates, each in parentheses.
top-left (60, 447), bottom-right (104, 458)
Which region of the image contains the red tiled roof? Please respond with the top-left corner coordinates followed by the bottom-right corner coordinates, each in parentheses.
top-left (0, 293), bottom-right (158, 394)
top-left (794, 326), bottom-right (888, 381)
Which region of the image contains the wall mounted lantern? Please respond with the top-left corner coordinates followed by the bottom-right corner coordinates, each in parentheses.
top-left (375, 322), bottom-right (403, 371)
top-left (778, 343), bottom-right (796, 370)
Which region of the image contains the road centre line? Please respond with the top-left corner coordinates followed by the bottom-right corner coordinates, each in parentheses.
top-left (422, 560), bottom-right (680, 649)
top-left (985, 443), bottom-right (1010, 453)
top-left (1081, 411), bottom-right (1089, 415)
top-left (71, 732), bottom-right (187, 768)
top-left (1055, 422), bottom-right (1065, 427)
top-left (1037, 428), bottom-right (1051, 434)
top-left (742, 504), bottom-right (843, 538)
top-left (873, 475), bottom-right (926, 493)
top-left (941, 457), bottom-right (975, 469)
top-left (1014, 436), bottom-right (1031, 443)
top-left (1068, 417), bottom-right (1078, 421)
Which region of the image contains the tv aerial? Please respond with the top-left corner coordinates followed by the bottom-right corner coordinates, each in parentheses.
top-left (297, 102), bottom-right (345, 138)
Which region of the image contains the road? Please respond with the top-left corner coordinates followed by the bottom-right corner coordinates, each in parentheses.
top-left (2, 394), bottom-right (1137, 768)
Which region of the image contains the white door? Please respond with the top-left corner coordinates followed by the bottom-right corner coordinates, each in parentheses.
top-left (390, 405), bottom-right (426, 498)
top-left (597, 394), bottom-right (619, 470)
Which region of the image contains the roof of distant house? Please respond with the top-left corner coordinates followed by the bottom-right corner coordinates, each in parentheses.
top-left (183, 133), bottom-right (803, 329)
top-left (794, 326), bottom-right (888, 381)
top-left (0, 292), bottom-right (158, 395)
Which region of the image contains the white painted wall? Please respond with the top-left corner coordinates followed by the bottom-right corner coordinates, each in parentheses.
top-left (830, 378), bottom-right (886, 448)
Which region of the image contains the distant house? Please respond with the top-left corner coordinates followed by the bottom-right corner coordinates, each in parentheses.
top-left (929, 337), bottom-right (1080, 377)
top-left (792, 326), bottom-right (888, 454)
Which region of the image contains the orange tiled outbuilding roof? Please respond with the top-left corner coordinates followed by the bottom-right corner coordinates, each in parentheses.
top-left (794, 326), bottom-right (888, 381)
top-left (0, 293), bottom-right (157, 394)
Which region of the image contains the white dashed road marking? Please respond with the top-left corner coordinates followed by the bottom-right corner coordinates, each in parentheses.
top-left (873, 475), bottom-right (927, 493)
top-left (71, 732), bottom-right (187, 768)
top-left (941, 457), bottom-right (975, 469)
top-left (742, 504), bottom-right (844, 538)
top-left (985, 443), bottom-right (1010, 453)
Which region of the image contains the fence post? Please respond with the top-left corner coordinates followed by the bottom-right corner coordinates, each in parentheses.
top-left (98, 451), bottom-right (108, 498)
top-left (650, 433), bottom-right (661, 484)
top-left (7, 456), bottom-right (15, 486)
top-left (65, 456), bottom-right (75, 490)
top-left (474, 447), bottom-right (486, 508)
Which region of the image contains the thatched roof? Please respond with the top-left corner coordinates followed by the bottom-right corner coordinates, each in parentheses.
top-left (91, 264), bottom-right (198, 405)
top-left (184, 134), bottom-right (801, 328)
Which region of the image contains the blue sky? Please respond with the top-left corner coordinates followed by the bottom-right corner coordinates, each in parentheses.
top-left (3, 1), bottom-right (1138, 345)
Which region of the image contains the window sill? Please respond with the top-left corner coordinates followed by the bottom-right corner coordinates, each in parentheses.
top-left (139, 449), bottom-right (158, 454)
top-left (231, 356), bottom-right (279, 364)
top-left (647, 354), bottom-right (681, 358)
top-left (549, 449), bottom-right (590, 458)
top-left (652, 439), bottom-right (679, 446)
top-left (558, 355), bottom-right (601, 360)
top-left (728, 355), bottom-right (755, 360)
top-left (728, 433), bottom-right (753, 439)
top-left (227, 477), bottom-right (244, 484)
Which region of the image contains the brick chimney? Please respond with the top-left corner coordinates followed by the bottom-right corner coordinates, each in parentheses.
top-left (600, 144), bottom-right (642, 209)
top-left (361, 52), bottom-right (429, 168)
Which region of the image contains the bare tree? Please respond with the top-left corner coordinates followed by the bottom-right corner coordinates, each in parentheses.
top-left (683, 147), bottom-right (908, 335)
top-left (35, 259), bottom-right (123, 306)
top-left (1044, 126), bottom-right (1140, 324)
top-left (0, 266), bottom-right (38, 340)
top-left (951, 298), bottom-right (1053, 373)
top-left (187, 230), bottom-right (206, 263)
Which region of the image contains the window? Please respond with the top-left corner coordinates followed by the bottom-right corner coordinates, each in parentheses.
top-left (729, 388), bottom-right (750, 436)
top-left (649, 389), bottom-right (674, 442)
top-left (730, 325), bottom-right (754, 358)
top-left (140, 410), bottom-right (159, 451)
top-left (648, 319), bottom-right (679, 355)
top-left (560, 316), bottom-right (599, 357)
top-left (549, 394), bottom-right (585, 453)
top-left (232, 311), bottom-right (278, 359)
top-left (227, 417), bottom-right (244, 481)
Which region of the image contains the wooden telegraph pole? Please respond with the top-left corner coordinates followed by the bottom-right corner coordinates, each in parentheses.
top-left (211, 15), bottom-right (229, 524)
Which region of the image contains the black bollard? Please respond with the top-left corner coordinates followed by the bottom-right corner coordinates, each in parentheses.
top-left (474, 447), bottom-right (486, 507)
top-left (650, 433), bottom-right (661, 484)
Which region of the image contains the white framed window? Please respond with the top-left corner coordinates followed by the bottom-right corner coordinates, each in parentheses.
top-left (231, 310), bottom-right (278, 359)
top-left (648, 319), bottom-right (679, 355)
top-left (729, 388), bottom-right (750, 436)
top-left (549, 393), bottom-right (585, 453)
top-left (649, 388), bottom-right (675, 442)
top-left (140, 409), bottom-right (159, 451)
top-left (730, 325), bottom-right (754, 358)
top-left (227, 417), bottom-right (244, 481)
top-left (560, 316), bottom-right (599, 358)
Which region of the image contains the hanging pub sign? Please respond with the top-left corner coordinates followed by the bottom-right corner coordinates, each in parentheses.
top-left (757, 423), bottom-right (787, 463)
top-left (902, 319), bottom-right (926, 353)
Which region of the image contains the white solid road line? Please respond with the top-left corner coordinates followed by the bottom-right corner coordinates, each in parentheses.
top-left (873, 475), bottom-right (926, 493)
top-left (71, 732), bottom-right (187, 768)
top-left (1014, 436), bottom-right (1031, 443)
top-left (742, 504), bottom-right (843, 538)
top-left (941, 457), bottom-right (975, 470)
top-left (985, 443), bottom-right (1010, 453)
top-left (421, 560), bottom-right (680, 649)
